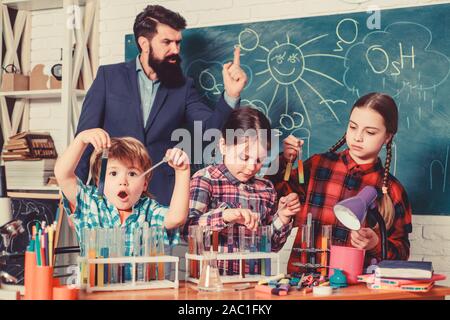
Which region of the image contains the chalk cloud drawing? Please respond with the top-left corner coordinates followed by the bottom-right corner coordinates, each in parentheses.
top-left (430, 145), bottom-right (449, 192)
top-left (344, 22), bottom-right (450, 99)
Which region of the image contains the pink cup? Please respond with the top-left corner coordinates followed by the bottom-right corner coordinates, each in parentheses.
top-left (329, 245), bottom-right (365, 284)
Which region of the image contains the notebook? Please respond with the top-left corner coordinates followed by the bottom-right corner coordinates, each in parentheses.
top-left (358, 273), bottom-right (446, 286)
top-left (368, 282), bottom-right (434, 292)
top-left (375, 260), bottom-right (433, 279)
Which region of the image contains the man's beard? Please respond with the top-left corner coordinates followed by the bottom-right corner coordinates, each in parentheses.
top-left (148, 49), bottom-right (185, 88)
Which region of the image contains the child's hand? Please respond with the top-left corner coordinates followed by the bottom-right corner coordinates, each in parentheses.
top-left (223, 208), bottom-right (258, 231)
top-left (166, 148), bottom-right (190, 171)
top-left (77, 128), bottom-right (111, 152)
top-left (350, 228), bottom-right (379, 251)
top-left (277, 193), bottom-right (300, 225)
top-left (283, 135), bottom-right (304, 162)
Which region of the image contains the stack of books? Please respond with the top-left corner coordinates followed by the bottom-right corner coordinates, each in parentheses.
top-left (4, 159), bottom-right (57, 189)
top-left (2, 135), bottom-right (30, 161)
top-left (1, 131), bottom-right (57, 161)
top-left (358, 260), bottom-right (446, 292)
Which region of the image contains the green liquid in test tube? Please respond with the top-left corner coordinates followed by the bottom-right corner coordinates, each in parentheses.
top-left (260, 226), bottom-right (271, 276)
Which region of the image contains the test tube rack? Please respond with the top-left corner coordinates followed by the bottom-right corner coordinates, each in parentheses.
top-left (185, 252), bottom-right (280, 284)
top-left (291, 247), bottom-right (329, 270)
top-left (77, 255), bottom-right (179, 293)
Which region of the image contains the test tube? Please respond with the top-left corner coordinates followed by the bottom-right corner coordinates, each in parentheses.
top-left (156, 227), bottom-right (165, 280)
top-left (110, 227), bottom-right (119, 284)
top-left (300, 225), bottom-right (308, 265)
top-left (203, 226), bottom-right (211, 253)
top-left (321, 225), bottom-right (332, 277)
top-left (142, 223), bottom-right (150, 282)
top-left (306, 213), bottom-right (315, 270)
top-left (297, 148), bottom-right (304, 184)
top-left (249, 230), bottom-right (257, 275)
top-left (134, 227), bottom-right (144, 282)
top-left (188, 226), bottom-right (199, 279)
top-left (284, 154), bottom-right (294, 181)
top-left (120, 228), bottom-right (128, 283)
top-left (80, 228), bottom-right (89, 285)
top-left (227, 227), bottom-right (234, 275)
top-left (238, 226), bottom-right (247, 278)
top-left (103, 228), bottom-right (111, 285)
top-left (149, 227), bottom-right (157, 280)
top-left (261, 226), bottom-right (272, 276)
top-left (97, 229), bottom-right (105, 287)
top-left (238, 226), bottom-right (247, 253)
top-left (88, 228), bottom-right (96, 288)
top-left (310, 220), bottom-right (316, 268)
top-left (212, 230), bottom-right (219, 252)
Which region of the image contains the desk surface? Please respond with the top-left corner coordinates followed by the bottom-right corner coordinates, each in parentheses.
top-left (79, 282), bottom-right (450, 300)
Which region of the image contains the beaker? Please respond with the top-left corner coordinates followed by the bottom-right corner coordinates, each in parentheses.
top-left (197, 250), bottom-right (223, 292)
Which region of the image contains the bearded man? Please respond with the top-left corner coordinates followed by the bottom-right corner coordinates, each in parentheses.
top-left (75, 5), bottom-right (247, 205)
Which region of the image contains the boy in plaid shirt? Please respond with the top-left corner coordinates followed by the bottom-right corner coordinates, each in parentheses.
top-left (184, 107), bottom-right (300, 275)
top-left (267, 93), bottom-right (412, 272)
top-left (55, 128), bottom-right (190, 259)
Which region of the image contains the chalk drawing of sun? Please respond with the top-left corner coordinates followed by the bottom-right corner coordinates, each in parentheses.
top-left (238, 28), bottom-right (346, 128)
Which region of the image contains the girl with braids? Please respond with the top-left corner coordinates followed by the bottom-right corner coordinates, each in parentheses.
top-left (267, 92), bottom-right (412, 271)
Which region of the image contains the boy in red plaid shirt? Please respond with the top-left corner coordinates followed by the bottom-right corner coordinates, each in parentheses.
top-left (267, 93), bottom-right (412, 272)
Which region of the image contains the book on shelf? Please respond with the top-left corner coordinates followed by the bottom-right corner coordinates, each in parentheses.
top-left (375, 260), bottom-right (433, 280)
top-left (2, 148), bottom-right (30, 155)
top-left (4, 158), bottom-right (56, 171)
top-left (2, 131), bottom-right (57, 160)
top-left (1, 153), bottom-right (28, 160)
top-left (3, 142), bottom-right (28, 150)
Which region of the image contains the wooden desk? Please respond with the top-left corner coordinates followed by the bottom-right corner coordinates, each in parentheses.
top-left (79, 282), bottom-right (450, 300)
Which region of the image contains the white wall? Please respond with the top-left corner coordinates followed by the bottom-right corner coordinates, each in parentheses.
top-left (28, 0), bottom-right (450, 287)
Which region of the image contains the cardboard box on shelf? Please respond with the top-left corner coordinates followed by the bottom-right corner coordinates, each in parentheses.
top-left (1, 73), bottom-right (29, 91)
top-left (29, 64), bottom-right (50, 90)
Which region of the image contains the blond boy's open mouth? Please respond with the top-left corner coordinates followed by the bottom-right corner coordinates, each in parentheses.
top-left (117, 190), bottom-right (129, 201)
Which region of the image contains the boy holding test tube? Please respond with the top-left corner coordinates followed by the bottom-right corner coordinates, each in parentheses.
top-left (55, 128), bottom-right (190, 279)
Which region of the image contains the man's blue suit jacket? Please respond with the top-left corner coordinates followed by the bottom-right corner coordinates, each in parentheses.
top-left (75, 59), bottom-right (234, 205)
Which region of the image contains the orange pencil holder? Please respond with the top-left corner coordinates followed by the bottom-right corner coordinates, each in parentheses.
top-left (24, 251), bottom-right (37, 300)
top-left (32, 266), bottom-right (54, 300)
top-left (53, 285), bottom-right (79, 300)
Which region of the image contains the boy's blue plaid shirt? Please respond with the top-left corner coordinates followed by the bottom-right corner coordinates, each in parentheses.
top-left (61, 178), bottom-right (180, 257)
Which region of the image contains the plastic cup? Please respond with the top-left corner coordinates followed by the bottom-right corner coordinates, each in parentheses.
top-left (24, 251), bottom-right (36, 300)
top-left (53, 285), bottom-right (79, 300)
top-left (329, 245), bottom-right (365, 284)
top-left (32, 266), bottom-right (54, 300)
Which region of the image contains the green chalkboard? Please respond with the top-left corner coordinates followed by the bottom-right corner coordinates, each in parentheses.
top-left (125, 4), bottom-right (450, 215)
